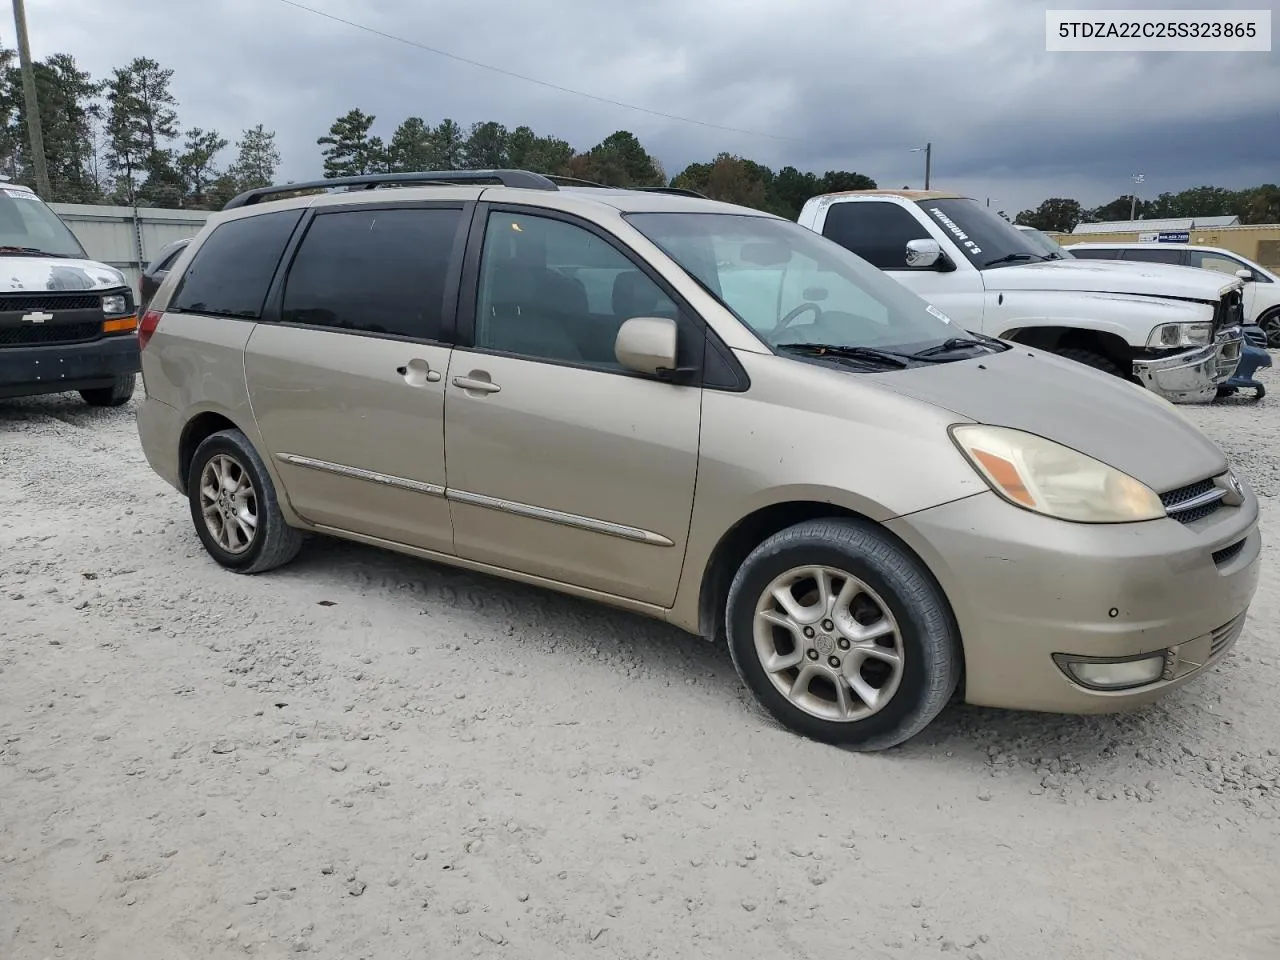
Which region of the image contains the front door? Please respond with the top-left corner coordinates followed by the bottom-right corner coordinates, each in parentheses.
top-left (244, 201), bottom-right (468, 554)
top-left (443, 207), bottom-right (702, 607)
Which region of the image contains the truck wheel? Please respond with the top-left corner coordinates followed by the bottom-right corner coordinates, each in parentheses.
top-left (80, 374), bottom-right (136, 407)
top-left (725, 518), bottom-right (961, 751)
top-left (1055, 348), bottom-right (1122, 378)
top-left (188, 428), bottom-right (304, 574)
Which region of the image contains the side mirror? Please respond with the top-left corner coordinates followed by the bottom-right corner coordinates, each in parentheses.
top-left (615, 316), bottom-right (679, 377)
top-left (905, 238), bottom-right (943, 269)
top-left (1236, 268), bottom-right (1254, 281)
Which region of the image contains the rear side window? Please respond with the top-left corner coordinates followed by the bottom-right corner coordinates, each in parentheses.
top-left (821, 202), bottom-right (931, 270)
top-left (1117, 247), bottom-right (1185, 265)
top-left (1067, 248), bottom-right (1121, 260)
top-left (171, 210), bottom-right (302, 318)
top-left (281, 207), bottom-right (463, 340)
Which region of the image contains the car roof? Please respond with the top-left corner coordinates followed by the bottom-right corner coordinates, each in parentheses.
top-left (219, 171), bottom-right (781, 221)
top-left (816, 189), bottom-right (966, 202)
top-left (1066, 241), bottom-right (1222, 251)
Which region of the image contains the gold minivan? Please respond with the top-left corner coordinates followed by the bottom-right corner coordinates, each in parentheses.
top-left (136, 171), bottom-right (1261, 749)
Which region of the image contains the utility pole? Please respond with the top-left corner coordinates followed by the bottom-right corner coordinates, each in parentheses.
top-left (12, 0), bottom-right (52, 198)
top-left (910, 142), bottom-right (933, 190)
top-left (1129, 173), bottom-right (1145, 222)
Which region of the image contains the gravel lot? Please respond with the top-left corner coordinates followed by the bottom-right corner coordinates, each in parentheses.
top-left (2, 381), bottom-right (1278, 960)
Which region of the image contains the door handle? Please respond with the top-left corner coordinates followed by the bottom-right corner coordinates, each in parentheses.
top-left (397, 359), bottom-right (442, 385)
top-left (452, 375), bottom-right (501, 394)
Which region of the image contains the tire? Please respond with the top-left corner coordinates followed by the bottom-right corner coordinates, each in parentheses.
top-left (1054, 347), bottom-right (1123, 378)
top-left (1259, 309), bottom-right (1280, 349)
top-left (80, 374), bottom-right (136, 407)
top-left (725, 518), bottom-right (961, 751)
top-left (187, 428), bottom-right (303, 574)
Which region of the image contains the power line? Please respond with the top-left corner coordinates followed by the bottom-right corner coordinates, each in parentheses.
top-left (271, 0), bottom-right (802, 143)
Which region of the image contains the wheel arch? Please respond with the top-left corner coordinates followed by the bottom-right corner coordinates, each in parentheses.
top-left (177, 409), bottom-right (252, 495)
top-left (695, 501), bottom-right (958, 641)
top-left (1001, 324), bottom-right (1133, 365)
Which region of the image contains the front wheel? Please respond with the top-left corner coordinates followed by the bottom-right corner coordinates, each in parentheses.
top-left (80, 374), bottom-right (136, 407)
top-left (188, 428), bottom-right (303, 574)
top-left (1054, 347), bottom-right (1123, 378)
top-left (725, 518), bottom-right (961, 750)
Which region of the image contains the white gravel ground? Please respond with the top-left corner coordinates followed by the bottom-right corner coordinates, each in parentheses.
top-left (2, 381), bottom-right (1279, 960)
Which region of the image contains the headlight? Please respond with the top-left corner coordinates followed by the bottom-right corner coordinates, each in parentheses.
top-left (949, 424), bottom-right (1165, 523)
top-left (1147, 321), bottom-right (1211, 348)
top-left (102, 294), bottom-right (129, 316)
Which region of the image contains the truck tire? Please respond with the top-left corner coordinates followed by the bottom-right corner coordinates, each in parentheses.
top-left (1054, 348), bottom-right (1123, 378)
top-left (80, 374), bottom-right (136, 407)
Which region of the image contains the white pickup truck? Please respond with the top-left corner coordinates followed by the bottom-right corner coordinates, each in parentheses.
top-left (797, 190), bottom-right (1245, 402)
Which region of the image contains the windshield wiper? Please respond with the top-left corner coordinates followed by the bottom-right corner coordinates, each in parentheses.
top-left (0, 245), bottom-right (67, 257)
top-left (983, 252), bottom-right (1043, 267)
top-left (911, 336), bottom-right (1000, 358)
top-left (775, 342), bottom-right (915, 368)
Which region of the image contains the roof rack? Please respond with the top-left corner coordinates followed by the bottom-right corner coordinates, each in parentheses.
top-left (544, 176), bottom-right (710, 200)
top-left (634, 186), bottom-right (710, 200)
top-left (222, 169), bottom-right (559, 210)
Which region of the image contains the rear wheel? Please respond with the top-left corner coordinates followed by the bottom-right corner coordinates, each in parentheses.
top-left (80, 374), bottom-right (135, 407)
top-left (725, 518), bottom-right (961, 750)
top-left (1054, 347), bottom-right (1123, 378)
top-left (188, 428), bottom-right (303, 573)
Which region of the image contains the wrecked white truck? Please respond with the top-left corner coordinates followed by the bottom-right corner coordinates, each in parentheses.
top-left (798, 190), bottom-right (1244, 402)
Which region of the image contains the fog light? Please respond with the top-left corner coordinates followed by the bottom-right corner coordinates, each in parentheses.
top-left (1053, 652), bottom-right (1166, 691)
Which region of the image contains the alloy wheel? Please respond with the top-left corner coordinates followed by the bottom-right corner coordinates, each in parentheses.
top-left (752, 565), bottom-right (905, 722)
top-left (198, 453), bottom-right (258, 555)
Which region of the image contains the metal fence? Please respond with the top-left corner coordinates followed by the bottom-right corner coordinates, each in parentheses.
top-left (49, 202), bottom-right (212, 288)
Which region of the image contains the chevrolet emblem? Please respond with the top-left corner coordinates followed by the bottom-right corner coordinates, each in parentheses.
top-left (21, 310), bottom-right (52, 324)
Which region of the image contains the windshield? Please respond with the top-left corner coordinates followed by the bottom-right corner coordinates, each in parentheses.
top-left (1018, 226), bottom-right (1073, 259)
top-left (0, 187), bottom-right (86, 257)
top-left (917, 198), bottom-right (1047, 270)
top-left (625, 212), bottom-right (963, 356)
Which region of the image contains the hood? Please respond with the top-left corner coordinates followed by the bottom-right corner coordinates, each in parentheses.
top-left (0, 256), bottom-right (127, 294)
top-left (875, 347), bottom-right (1227, 492)
top-left (989, 259), bottom-right (1240, 302)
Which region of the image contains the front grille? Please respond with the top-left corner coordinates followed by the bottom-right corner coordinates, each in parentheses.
top-left (1212, 538), bottom-right (1247, 566)
top-left (1160, 478), bottom-right (1226, 524)
top-left (0, 293), bottom-right (101, 312)
top-left (0, 321), bottom-right (101, 347)
top-left (1209, 611), bottom-right (1247, 658)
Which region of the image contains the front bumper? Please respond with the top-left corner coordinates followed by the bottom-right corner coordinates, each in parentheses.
top-left (1132, 326), bottom-right (1244, 404)
top-left (886, 482), bottom-right (1261, 714)
top-left (0, 334), bottom-right (140, 399)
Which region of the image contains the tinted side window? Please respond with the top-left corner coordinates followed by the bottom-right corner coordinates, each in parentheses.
top-left (282, 207), bottom-right (463, 340)
top-left (171, 210), bottom-right (303, 318)
top-left (1118, 247), bottom-right (1185, 265)
top-left (820, 202), bottom-right (931, 270)
top-left (1067, 248), bottom-right (1121, 260)
top-left (474, 211), bottom-right (683, 370)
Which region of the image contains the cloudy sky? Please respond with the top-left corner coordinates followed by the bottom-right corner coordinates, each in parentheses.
top-left (12, 0), bottom-right (1280, 215)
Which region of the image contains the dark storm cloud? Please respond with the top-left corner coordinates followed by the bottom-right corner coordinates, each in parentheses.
top-left (22, 0), bottom-right (1280, 213)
